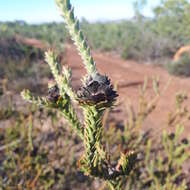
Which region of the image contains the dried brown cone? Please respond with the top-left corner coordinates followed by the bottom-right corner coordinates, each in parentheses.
top-left (77, 73), bottom-right (118, 106)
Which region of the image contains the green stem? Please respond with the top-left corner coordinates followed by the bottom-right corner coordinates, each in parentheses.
top-left (83, 106), bottom-right (105, 173)
top-left (107, 179), bottom-right (122, 190)
top-left (55, 0), bottom-right (97, 75)
top-left (59, 99), bottom-right (83, 138)
top-left (21, 90), bottom-right (83, 139)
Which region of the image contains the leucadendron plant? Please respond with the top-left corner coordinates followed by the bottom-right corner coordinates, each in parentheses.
top-left (21, 0), bottom-right (136, 189)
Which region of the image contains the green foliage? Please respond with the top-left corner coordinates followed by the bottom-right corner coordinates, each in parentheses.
top-left (81, 20), bottom-right (177, 61)
top-left (55, 0), bottom-right (96, 75)
top-left (0, 36), bottom-right (44, 61)
top-left (153, 0), bottom-right (190, 45)
top-left (2, 0), bottom-right (190, 64)
top-left (166, 53), bottom-right (190, 76)
top-left (0, 22), bottom-right (68, 49)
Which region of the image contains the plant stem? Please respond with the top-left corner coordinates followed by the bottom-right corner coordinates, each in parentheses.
top-left (55, 0), bottom-right (97, 75)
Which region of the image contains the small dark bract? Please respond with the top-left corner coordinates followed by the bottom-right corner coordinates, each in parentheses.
top-left (47, 85), bottom-right (60, 102)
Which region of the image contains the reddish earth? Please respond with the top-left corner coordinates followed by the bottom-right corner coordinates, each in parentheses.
top-left (65, 44), bottom-right (190, 136)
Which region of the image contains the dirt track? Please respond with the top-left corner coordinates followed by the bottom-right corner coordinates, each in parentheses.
top-left (65, 44), bottom-right (190, 136)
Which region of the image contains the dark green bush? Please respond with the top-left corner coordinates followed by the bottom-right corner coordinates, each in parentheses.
top-left (166, 53), bottom-right (190, 77)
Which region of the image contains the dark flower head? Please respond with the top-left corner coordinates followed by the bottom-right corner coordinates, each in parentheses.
top-left (47, 85), bottom-right (60, 103)
top-left (77, 73), bottom-right (118, 106)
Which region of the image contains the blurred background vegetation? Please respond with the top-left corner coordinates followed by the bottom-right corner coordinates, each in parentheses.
top-left (1, 0), bottom-right (190, 60)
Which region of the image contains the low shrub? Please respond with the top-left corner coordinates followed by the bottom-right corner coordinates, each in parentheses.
top-left (81, 20), bottom-right (178, 62)
top-left (0, 36), bottom-right (44, 61)
top-left (166, 53), bottom-right (190, 77)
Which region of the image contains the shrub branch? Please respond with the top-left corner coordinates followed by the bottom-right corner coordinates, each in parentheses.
top-left (55, 0), bottom-right (97, 75)
top-left (21, 0), bottom-right (137, 189)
